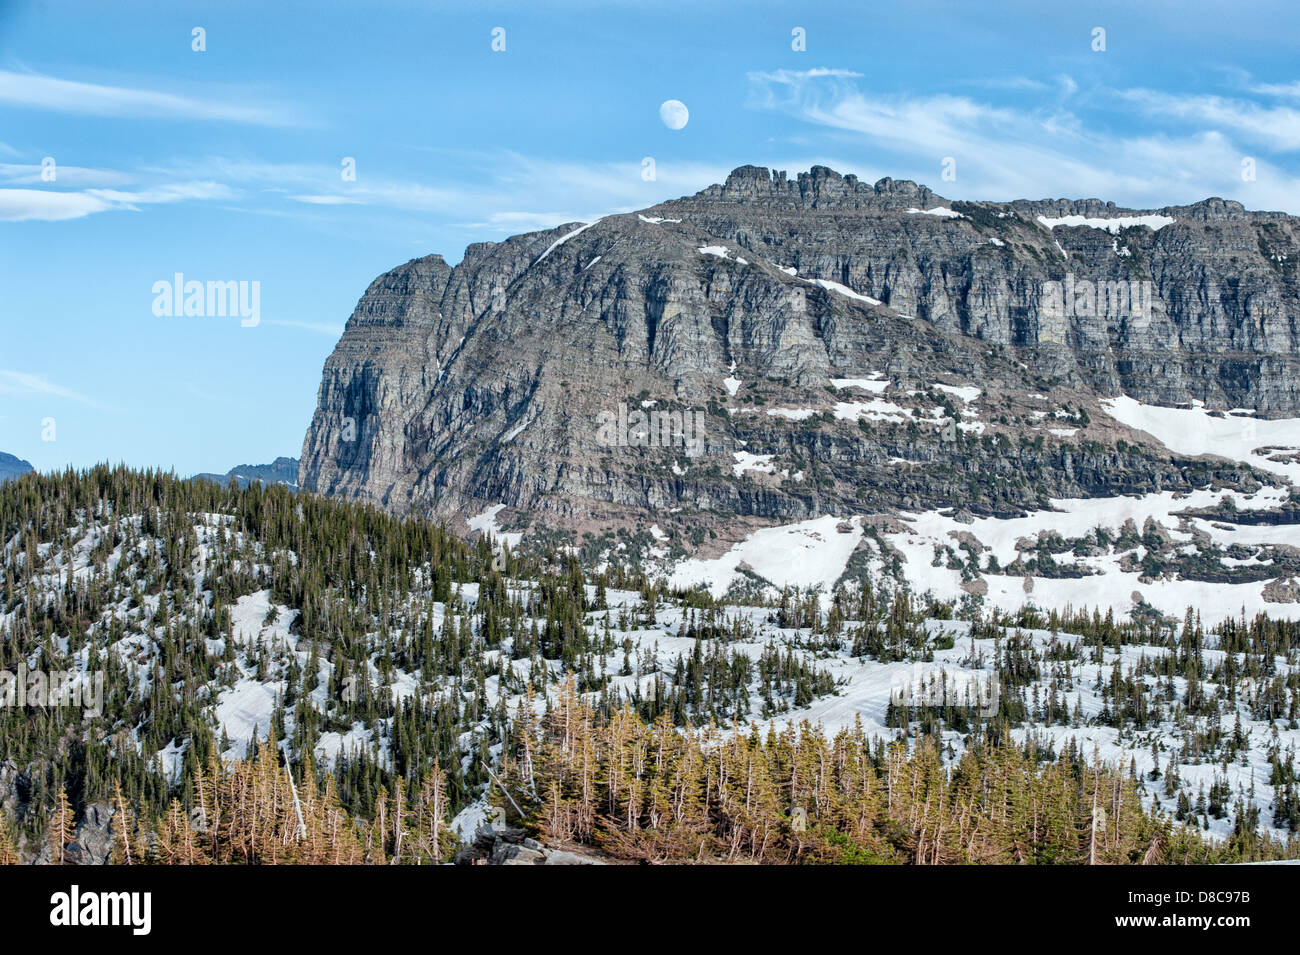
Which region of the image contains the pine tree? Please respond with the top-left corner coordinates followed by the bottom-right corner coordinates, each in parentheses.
top-left (111, 781), bottom-right (137, 865)
top-left (47, 785), bottom-right (76, 865)
top-left (0, 812), bottom-right (19, 865)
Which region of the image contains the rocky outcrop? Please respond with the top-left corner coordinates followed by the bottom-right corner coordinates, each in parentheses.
top-left (454, 824), bottom-right (607, 865)
top-left (1263, 577), bottom-right (1300, 603)
top-left (1, 760), bottom-right (116, 864)
top-left (299, 166), bottom-right (1300, 541)
top-left (31, 802), bottom-right (116, 865)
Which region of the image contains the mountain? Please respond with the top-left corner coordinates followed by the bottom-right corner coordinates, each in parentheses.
top-left (0, 452), bottom-right (33, 483)
top-left (195, 456), bottom-right (299, 489)
top-left (300, 165), bottom-right (1299, 519)
top-left (298, 165), bottom-right (1300, 621)
top-left (0, 466), bottom-right (1294, 864)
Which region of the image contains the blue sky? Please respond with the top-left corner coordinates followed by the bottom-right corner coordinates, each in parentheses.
top-left (3, 0), bottom-right (1300, 475)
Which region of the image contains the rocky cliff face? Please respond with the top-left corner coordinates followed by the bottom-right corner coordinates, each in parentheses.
top-left (299, 166), bottom-right (1300, 545)
top-left (454, 824), bottom-right (607, 865)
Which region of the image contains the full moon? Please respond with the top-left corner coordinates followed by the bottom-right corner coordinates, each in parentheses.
top-left (659, 99), bottom-right (689, 130)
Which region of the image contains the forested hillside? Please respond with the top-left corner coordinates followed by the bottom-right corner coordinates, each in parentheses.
top-left (1, 467), bottom-right (1297, 863)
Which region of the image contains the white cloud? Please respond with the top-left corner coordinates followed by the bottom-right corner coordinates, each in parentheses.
top-left (0, 370), bottom-right (100, 407)
top-left (1250, 81), bottom-right (1300, 100)
top-left (1119, 88), bottom-right (1300, 152)
top-left (0, 162), bottom-right (136, 187)
top-left (749, 68), bottom-right (864, 84)
top-left (0, 69), bottom-right (291, 125)
top-left (0, 181), bottom-right (235, 221)
top-left (0, 189), bottom-right (114, 221)
top-left (746, 69), bottom-right (1300, 212)
top-left (264, 319), bottom-right (346, 337)
top-left (289, 194), bottom-right (363, 205)
top-left (461, 210), bottom-right (592, 232)
top-left (86, 181), bottom-right (235, 206)
top-left (152, 152), bottom-right (732, 231)
top-left (147, 157), bottom-right (461, 212)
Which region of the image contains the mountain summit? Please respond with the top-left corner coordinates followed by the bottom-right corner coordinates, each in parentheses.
top-left (298, 165), bottom-right (1300, 551)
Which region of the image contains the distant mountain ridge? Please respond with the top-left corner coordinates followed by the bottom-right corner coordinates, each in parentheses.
top-left (0, 452), bottom-right (34, 483)
top-left (194, 456), bottom-right (299, 489)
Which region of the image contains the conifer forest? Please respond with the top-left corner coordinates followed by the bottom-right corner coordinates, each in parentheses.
top-left (2, 467), bottom-right (1297, 866)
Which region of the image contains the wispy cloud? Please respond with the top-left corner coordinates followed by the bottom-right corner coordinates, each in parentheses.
top-left (1118, 89), bottom-right (1300, 152)
top-left (150, 152), bottom-right (733, 231)
top-left (145, 156), bottom-right (463, 213)
top-left (0, 161), bottom-right (136, 187)
top-left (462, 210), bottom-right (593, 232)
top-left (446, 153), bottom-right (732, 230)
top-left (0, 369), bottom-right (101, 407)
top-left (0, 189), bottom-right (117, 221)
top-left (1250, 81), bottom-right (1300, 100)
top-left (746, 68), bottom-right (1300, 212)
top-left (0, 180), bottom-right (235, 221)
top-left (85, 181), bottom-right (235, 207)
top-left (289, 194), bottom-right (363, 206)
top-left (264, 319), bottom-right (346, 337)
top-left (2, 144), bottom-right (734, 231)
top-left (0, 69), bottom-right (294, 125)
top-left (963, 74), bottom-right (1078, 99)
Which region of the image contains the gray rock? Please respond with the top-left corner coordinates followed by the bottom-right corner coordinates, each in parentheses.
top-left (456, 825), bottom-right (607, 865)
top-left (1263, 577), bottom-right (1300, 603)
top-left (72, 802), bottom-right (116, 865)
top-left (491, 843), bottom-right (546, 865)
top-left (542, 849), bottom-right (605, 866)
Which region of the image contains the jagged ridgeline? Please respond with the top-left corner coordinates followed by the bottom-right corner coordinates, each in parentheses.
top-left (2, 467), bottom-right (1300, 864)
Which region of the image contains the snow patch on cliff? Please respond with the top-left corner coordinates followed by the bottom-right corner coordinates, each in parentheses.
top-left (1101, 396), bottom-right (1300, 485)
top-left (1037, 213), bottom-right (1175, 234)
